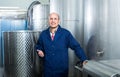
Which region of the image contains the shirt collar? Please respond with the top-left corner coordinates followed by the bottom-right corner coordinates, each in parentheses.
top-left (49, 25), bottom-right (59, 34)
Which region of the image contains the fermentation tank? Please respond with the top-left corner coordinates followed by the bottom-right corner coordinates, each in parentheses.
top-left (83, 0), bottom-right (120, 60)
top-left (27, 1), bottom-right (49, 31)
top-left (3, 31), bottom-right (41, 77)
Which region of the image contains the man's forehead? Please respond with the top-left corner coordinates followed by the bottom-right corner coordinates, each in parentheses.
top-left (49, 13), bottom-right (59, 19)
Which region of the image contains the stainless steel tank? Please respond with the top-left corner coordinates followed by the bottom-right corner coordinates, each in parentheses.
top-left (32, 4), bottom-right (49, 30)
top-left (27, 1), bottom-right (50, 31)
top-left (3, 31), bottom-right (41, 77)
top-left (84, 0), bottom-right (120, 60)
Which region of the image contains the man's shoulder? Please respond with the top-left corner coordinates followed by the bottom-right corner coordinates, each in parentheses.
top-left (60, 27), bottom-right (70, 33)
top-left (40, 29), bottom-right (48, 36)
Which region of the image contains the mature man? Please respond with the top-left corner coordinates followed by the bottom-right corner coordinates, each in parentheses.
top-left (36, 12), bottom-right (88, 77)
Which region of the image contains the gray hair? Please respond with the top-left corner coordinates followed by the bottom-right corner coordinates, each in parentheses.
top-left (49, 12), bottom-right (60, 19)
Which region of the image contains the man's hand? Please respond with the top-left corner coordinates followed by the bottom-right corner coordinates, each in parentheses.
top-left (37, 50), bottom-right (44, 57)
top-left (83, 60), bottom-right (88, 65)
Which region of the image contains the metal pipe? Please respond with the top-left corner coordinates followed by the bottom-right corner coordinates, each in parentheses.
top-left (83, 61), bottom-right (120, 77)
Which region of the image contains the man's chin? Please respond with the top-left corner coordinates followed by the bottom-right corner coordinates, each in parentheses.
top-left (50, 26), bottom-right (57, 29)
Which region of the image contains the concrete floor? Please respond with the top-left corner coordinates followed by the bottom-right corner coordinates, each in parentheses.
top-left (0, 67), bottom-right (4, 77)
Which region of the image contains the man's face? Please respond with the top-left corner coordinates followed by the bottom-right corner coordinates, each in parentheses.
top-left (49, 13), bottom-right (60, 28)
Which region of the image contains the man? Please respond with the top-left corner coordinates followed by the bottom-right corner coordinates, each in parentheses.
top-left (36, 12), bottom-right (88, 77)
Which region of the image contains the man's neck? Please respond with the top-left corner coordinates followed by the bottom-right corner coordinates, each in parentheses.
top-left (50, 26), bottom-right (58, 33)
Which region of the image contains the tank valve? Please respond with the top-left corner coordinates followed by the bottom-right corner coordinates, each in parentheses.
top-left (96, 49), bottom-right (104, 57)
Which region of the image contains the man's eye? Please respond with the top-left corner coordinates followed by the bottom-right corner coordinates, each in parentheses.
top-left (50, 18), bottom-right (53, 20)
top-left (50, 18), bottom-right (58, 20)
top-left (54, 18), bottom-right (58, 20)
